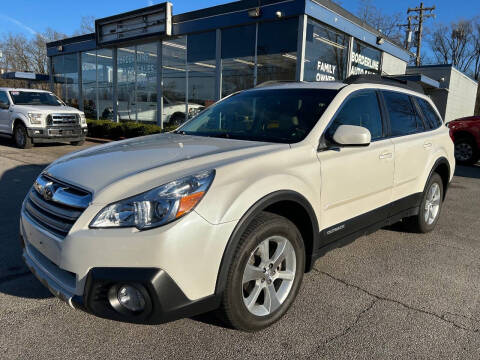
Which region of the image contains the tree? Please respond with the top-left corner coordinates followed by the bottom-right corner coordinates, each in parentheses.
top-left (430, 19), bottom-right (476, 73)
top-left (356, 0), bottom-right (404, 45)
top-left (74, 16), bottom-right (96, 35)
top-left (0, 28), bottom-right (66, 90)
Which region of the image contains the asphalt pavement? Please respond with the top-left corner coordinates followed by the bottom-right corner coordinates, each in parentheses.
top-left (1, 136), bottom-right (480, 359)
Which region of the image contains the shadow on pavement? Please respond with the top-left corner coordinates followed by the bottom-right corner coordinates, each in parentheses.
top-left (454, 164), bottom-right (480, 179)
top-left (0, 134), bottom-right (76, 149)
top-left (0, 161), bottom-right (53, 299)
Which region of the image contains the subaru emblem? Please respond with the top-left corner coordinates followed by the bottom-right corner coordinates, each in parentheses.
top-left (43, 182), bottom-right (55, 201)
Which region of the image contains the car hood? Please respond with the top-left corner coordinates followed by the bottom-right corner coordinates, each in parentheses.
top-left (12, 104), bottom-right (80, 113)
top-left (44, 133), bottom-right (283, 197)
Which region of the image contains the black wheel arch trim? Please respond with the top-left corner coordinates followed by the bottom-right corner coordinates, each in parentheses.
top-left (214, 190), bottom-right (320, 296)
top-left (427, 156), bottom-right (451, 199)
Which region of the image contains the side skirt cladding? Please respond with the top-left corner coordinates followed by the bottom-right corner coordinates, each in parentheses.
top-left (314, 192), bottom-right (423, 259)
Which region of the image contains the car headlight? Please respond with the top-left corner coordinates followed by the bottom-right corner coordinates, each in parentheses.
top-left (79, 112), bottom-right (86, 124)
top-left (188, 107), bottom-right (203, 118)
top-left (90, 170), bottom-right (215, 230)
top-left (28, 113), bottom-right (43, 125)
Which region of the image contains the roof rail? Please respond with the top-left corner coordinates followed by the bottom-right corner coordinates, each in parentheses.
top-left (344, 74), bottom-right (424, 94)
top-left (255, 80), bottom-right (301, 88)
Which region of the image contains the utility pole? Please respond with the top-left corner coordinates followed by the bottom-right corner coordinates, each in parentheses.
top-left (407, 2), bottom-right (435, 66)
top-left (398, 16), bottom-right (414, 50)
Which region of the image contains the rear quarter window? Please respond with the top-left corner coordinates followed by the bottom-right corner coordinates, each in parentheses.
top-left (416, 97), bottom-right (443, 129)
top-left (382, 91), bottom-right (425, 137)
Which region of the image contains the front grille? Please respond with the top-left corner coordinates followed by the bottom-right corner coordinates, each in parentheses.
top-left (24, 174), bottom-right (91, 238)
top-left (47, 113), bottom-right (79, 127)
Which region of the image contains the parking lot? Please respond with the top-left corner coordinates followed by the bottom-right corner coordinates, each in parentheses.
top-left (1, 137), bottom-right (480, 360)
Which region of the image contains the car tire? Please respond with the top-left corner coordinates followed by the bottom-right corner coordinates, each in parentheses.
top-left (403, 173), bottom-right (444, 233)
top-left (170, 113), bottom-right (186, 127)
top-left (13, 123), bottom-right (33, 149)
top-left (70, 140), bottom-right (85, 146)
top-left (454, 137), bottom-right (478, 165)
top-left (218, 211), bottom-right (305, 331)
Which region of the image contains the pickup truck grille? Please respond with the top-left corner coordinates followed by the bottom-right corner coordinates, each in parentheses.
top-left (47, 113), bottom-right (79, 126)
top-left (24, 174), bottom-right (91, 238)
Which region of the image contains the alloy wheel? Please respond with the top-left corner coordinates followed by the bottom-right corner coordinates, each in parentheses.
top-left (15, 127), bottom-right (26, 147)
top-left (424, 182), bottom-right (441, 225)
top-left (241, 235), bottom-right (296, 317)
top-left (455, 142), bottom-right (473, 162)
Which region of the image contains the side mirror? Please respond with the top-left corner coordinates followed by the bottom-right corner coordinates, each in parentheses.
top-left (332, 125), bottom-right (371, 147)
top-left (0, 102), bottom-right (9, 110)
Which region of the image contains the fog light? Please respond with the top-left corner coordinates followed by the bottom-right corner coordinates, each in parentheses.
top-left (117, 285), bottom-right (146, 312)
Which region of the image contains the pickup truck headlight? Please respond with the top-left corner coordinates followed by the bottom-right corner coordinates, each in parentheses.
top-left (90, 170), bottom-right (215, 230)
top-left (28, 112), bottom-right (43, 125)
top-left (188, 107), bottom-right (203, 118)
top-left (79, 113), bottom-right (86, 124)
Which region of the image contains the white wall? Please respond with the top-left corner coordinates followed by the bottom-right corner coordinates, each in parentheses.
top-left (444, 68), bottom-right (478, 122)
top-left (381, 52), bottom-right (407, 75)
top-left (406, 66), bottom-right (478, 122)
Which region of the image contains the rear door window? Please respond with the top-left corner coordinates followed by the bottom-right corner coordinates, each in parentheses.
top-left (326, 90), bottom-right (383, 141)
top-left (416, 97), bottom-right (442, 129)
top-left (382, 91), bottom-right (424, 137)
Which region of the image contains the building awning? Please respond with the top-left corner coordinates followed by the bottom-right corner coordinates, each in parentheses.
top-left (388, 74), bottom-right (440, 89)
top-left (1, 72), bottom-right (50, 82)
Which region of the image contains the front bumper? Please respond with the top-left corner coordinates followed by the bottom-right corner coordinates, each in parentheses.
top-left (27, 127), bottom-right (87, 142)
top-left (22, 244), bottom-right (219, 323)
top-left (20, 206), bottom-right (236, 323)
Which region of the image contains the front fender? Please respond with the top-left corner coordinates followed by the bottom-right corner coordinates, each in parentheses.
top-left (10, 113), bottom-right (29, 132)
top-left (194, 146), bottom-right (322, 225)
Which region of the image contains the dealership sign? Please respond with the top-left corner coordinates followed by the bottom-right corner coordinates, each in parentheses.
top-left (315, 61), bottom-right (336, 81)
top-left (350, 51), bottom-right (379, 75)
top-left (96, 2), bottom-right (172, 46)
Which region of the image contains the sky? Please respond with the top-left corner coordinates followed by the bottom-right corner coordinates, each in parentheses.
top-left (0, 0), bottom-right (478, 38)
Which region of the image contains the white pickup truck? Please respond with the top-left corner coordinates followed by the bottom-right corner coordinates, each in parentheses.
top-left (0, 88), bottom-right (87, 149)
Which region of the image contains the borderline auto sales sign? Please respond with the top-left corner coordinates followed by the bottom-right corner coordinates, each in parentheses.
top-left (350, 51), bottom-right (379, 75)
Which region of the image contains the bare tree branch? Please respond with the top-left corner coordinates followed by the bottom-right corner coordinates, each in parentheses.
top-left (356, 0), bottom-right (404, 46)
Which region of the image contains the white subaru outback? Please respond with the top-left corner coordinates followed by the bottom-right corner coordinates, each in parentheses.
top-left (0, 88), bottom-right (87, 149)
top-left (20, 76), bottom-right (454, 331)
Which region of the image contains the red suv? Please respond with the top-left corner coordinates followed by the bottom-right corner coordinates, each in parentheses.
top-left (448, 116), bottom-right (480, 165)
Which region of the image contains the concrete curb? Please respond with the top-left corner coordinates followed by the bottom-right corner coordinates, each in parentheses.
top-left (86, 137), bottom-right (114, 144)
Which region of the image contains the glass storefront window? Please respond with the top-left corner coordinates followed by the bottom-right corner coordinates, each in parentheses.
top-left (187, 32), bottom-right (216, 113)
top-left (221, 25), bottom-right (256, 97)
top-left (81, 51), bottom-right (97, 119)
top-left (304, 18), bottom-right (348, 81)
top-left (136, 43), bottom-right (158, 123)
top-left (52, 54), bottom-right (80, 108)
top-left (117, 46), bottom-right (136, 122)
top-left (350, 40), bottom-right (381, 75)
top-left (97, 49), bottom-right (114, 120)
top-left (162, 37), bottom-right (187, 126)
top-left (257, 18), bottom-right (298, 85)
top-left (52, 55), bottom-right (64, 100)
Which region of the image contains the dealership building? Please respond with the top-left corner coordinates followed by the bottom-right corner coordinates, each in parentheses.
top-left (46, 0), bottom-right (456, 126)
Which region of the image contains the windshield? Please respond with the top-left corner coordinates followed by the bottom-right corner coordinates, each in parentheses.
top-left (177, 88), bottom-right (338, 143)
top-left (9, 91), bottom-right (64, 106)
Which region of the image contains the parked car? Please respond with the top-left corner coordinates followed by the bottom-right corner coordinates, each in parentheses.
top-left (20, 76), bottom-right (454, 331)
top-left (447, 115), bottom-right (480, 165)
top-left (163, 96), bottom-right (204, 125)
top-left (117, 96), bottom-right (204, 125)
top-left (0, 88), bottom-right (87, 149)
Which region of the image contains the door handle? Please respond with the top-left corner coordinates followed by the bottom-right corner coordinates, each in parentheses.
top-left (379, 152), bottom-right (393, 160)
top-left (423, 142), bottom-right (432, 149)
